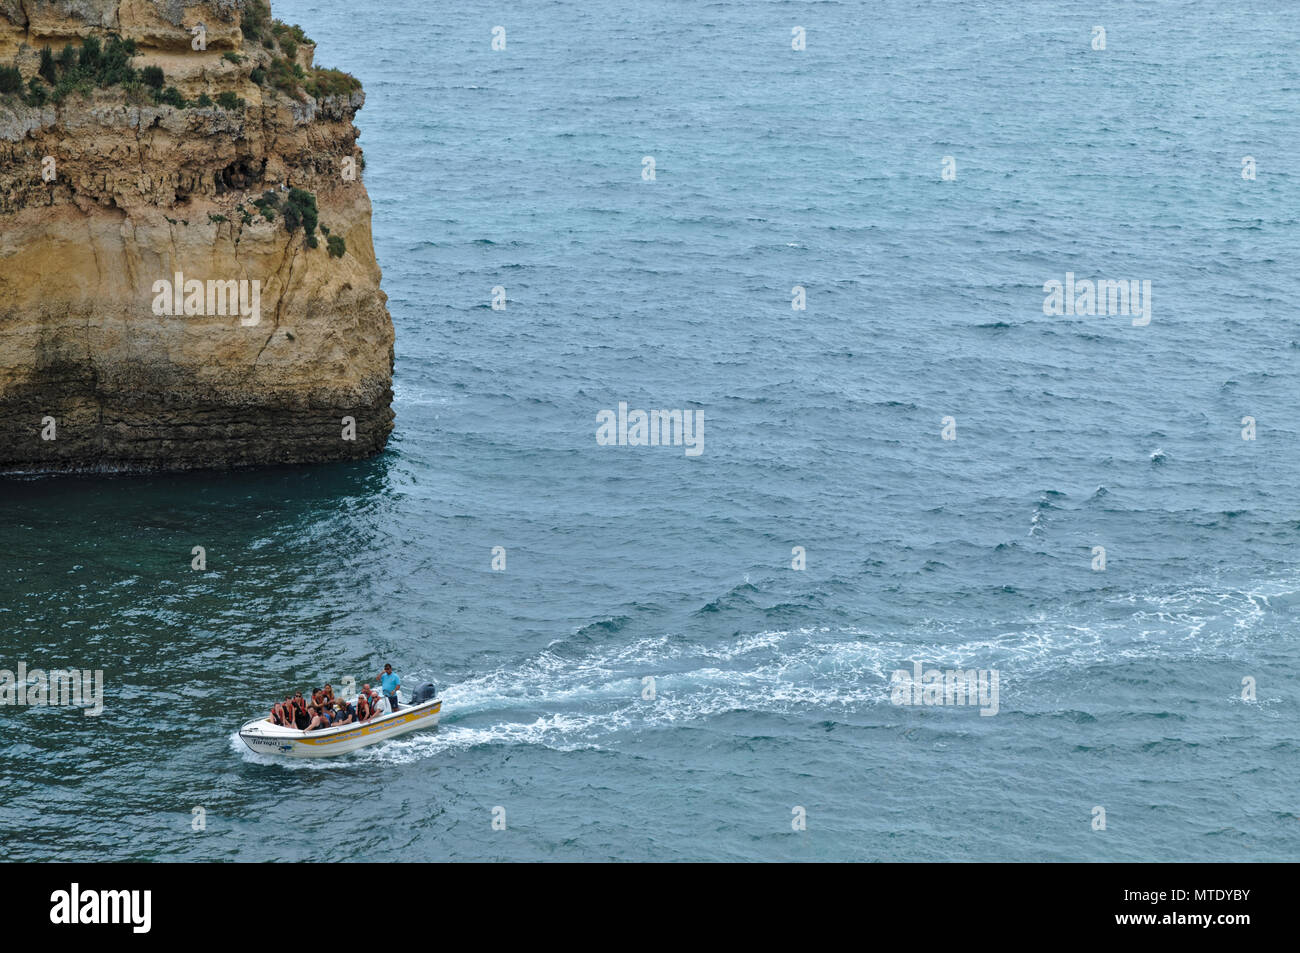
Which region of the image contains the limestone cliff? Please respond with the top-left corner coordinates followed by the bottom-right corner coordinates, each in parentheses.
top-left (0, 0), bottom-right (393, 471)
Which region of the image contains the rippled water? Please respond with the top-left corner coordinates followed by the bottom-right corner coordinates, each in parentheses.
top-left (3, 0), bottom-right (1299, 860)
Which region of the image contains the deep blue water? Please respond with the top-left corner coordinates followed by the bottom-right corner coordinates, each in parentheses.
top-left (2, 0), bottom-right (1299, 860)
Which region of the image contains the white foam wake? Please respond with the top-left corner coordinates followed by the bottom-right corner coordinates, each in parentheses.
top-left (231, 573), bottom-right (1292, 767)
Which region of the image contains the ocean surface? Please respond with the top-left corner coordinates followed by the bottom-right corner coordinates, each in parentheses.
top-left (3, 0), bottom-right (1300, 861)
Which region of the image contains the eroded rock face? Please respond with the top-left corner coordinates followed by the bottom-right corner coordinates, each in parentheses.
top-left (0, 0), bottom-right (393, 472)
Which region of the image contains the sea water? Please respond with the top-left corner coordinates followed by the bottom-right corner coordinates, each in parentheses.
top-left (2, 0), bottom-right (1298, 861)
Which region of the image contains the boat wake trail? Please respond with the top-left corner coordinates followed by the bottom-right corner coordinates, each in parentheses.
top-left (232, 574), bottom-right (1292, 768)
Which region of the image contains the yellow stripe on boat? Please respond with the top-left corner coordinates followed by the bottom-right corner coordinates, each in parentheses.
top-left (296, 701), bottom-right (441, 746)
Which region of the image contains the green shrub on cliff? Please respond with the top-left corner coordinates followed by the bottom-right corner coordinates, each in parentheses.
top-left (257, 187), bottom-right (321, 247)
top-left (304, 67), bottom-right (360, 99)
top-left (39, 47), bottom-right (57, 84)
top-left (263, 54), bottom-right (358, 102)
top-left (216, 91), bottom-right (244, 110)
top-left (141, 65), bottom-right (164, 89)
top-left (265, 55), bottom-right (305, 96)
top-left (17, 35), bottom-right (147, 105)
top-left (287, 188), bottom-right (317, 225)
top-left (122, 80), bottom-right (151, 106)
top-left (233, 15), bottom-right (360, 104)
top-left (78, 36), bottom-right (101, 72)
top-left (327, 234), bottom-right (346, 259)
top-left (155, 86), bottom-right (186, 108)
top-left (95, 37), bottom-right (138, 86)
top-left (287, 188), bottom-right (319, 247)
top-left (0, 66), bottom-right (55, 108)
top-left (272, 22), bottom-right (311, 48)
top-left (50, 76), bottom-right (92, 104)
top-left (251, 191), bottom-right (279, 221)
top-left (241, 0), bottom-right (272, 42)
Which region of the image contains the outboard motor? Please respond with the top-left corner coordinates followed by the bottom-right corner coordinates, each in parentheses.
top-left (410, 682), bottom-right (438, 704)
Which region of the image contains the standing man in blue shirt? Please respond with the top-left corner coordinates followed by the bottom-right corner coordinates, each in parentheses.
top-left (377, 663), bottom-right (402, 712)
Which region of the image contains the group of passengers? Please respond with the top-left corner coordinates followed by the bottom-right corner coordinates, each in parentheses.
top-left (267, 683), bottom-right (385, 732)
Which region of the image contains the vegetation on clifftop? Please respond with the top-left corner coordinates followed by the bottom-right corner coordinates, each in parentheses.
top-left (0, 6), bottom-right (359, 255)
top-left (0, 35), bottom-right (245, 110)
top-left (0, 35), bottom-right (141, 106)
top-left (1, 1), bottom-right (361, 111)
top-left (242, 0), bottom-right (361, 101)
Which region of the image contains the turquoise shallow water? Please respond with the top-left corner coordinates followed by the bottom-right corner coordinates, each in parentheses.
top-left (2, 0), bottom-right (1300, 860)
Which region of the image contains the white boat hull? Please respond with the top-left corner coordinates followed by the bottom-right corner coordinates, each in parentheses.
top-left (239, 697), bottom-right (442, 758)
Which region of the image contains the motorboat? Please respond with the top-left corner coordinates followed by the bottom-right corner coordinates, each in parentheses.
top-left (239, 685), bottom-right (441, 758)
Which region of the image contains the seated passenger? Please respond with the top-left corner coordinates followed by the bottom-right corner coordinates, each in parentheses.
top-left (294, 701), bottom-right (312, 731)
top-left (307, 705), bottom-right (332, 731)
top-left (334, 699), bottom-right (356, 725)
top-left (268, 703), bottom-right (285, 725)
top-left (356, 695), bottom-right (372, 722)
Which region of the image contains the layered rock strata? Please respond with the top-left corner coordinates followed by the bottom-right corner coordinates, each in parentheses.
top-left (0, 0), bottom-right (393, 471)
